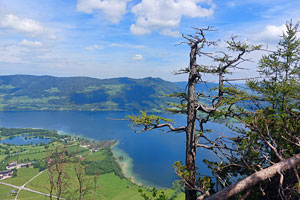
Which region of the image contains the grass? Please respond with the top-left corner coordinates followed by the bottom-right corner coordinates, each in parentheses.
top-left (83, 150), bottom-right (106, 162)
top-left (0, 184), bottom-right (16, 199)
top-left (0, 154), bottom-right (6, 162)
top-left (7, 152), bottom-right (46, 163)
top-left (26, 170), bottom-right (50, 194)
top-left (17, 191), bottom-right (48, 200)
top-left (2, 168), bottom-right (40, 186)
top-left (0, 130), bottom-right (184, 200)
top-left (28, 170), bottom-right (184, 200)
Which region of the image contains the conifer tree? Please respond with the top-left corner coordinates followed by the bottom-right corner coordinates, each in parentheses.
top-left (205, 20), bottom-right (300, 200)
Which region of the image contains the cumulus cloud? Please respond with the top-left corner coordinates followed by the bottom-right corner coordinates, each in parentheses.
top-left (253, 24), bottom-right (287, 42)
top-left (130, 0), bottom-right (215, 36)
top-left (20, 39), bottom-right (43, 47)
top-left (0, 14), bottom-right (44, 35)
top-left (0, 14), bottom-right (57, 40)
top-left (132, 54), bottom-right (143, 60)
top-left (77, 0), bottom-right (131, 24)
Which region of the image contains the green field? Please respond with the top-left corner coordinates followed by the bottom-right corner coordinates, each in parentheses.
top-left (2, 168), bottom-right (40, 186)
top-left (0, 128), bottom-right (184, 200)
top-left (0, 184), bottom-right (16, 200)
top-left (18, 191), bottom-right (48, 200)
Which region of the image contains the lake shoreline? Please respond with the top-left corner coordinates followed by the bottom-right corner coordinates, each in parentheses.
top-left (111, 141), bottom-right (163, 189)
top-left (0, 110), bottom-right (189, 188)
top-left (111, 141), bottom-right (141, 186)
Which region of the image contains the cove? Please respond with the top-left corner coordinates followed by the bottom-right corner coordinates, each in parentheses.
top-left (0, 111), bottom-right (229, 187)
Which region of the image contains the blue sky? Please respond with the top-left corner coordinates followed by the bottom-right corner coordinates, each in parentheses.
top-left (0, 0), bottom-right (299, 82)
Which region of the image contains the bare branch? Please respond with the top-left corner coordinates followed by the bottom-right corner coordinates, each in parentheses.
top-left (201, 153), bottom-right (300, 200)
top-left (133, 123), bottom-right (186, 133)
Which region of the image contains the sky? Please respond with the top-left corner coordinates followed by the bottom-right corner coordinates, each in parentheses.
top-left (0, 0), bottom-right (299, 82)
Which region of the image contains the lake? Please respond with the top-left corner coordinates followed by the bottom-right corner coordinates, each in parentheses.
top-left (0, 135), bottom-right (51, 145)
top-left (0, 111), bottom-right (230, 188)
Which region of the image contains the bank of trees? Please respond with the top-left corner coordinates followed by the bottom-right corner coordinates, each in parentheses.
top-left (128, 20), bottom-right (300, 200)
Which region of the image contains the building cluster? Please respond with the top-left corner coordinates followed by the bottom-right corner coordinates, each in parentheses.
top-left (0, 161), bottom-right (31, 180)
top-left (0, 170), bottom-right (13, 179)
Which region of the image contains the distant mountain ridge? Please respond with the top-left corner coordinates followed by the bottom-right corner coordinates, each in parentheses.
top-left (0, 75), bottom-right (182, 112)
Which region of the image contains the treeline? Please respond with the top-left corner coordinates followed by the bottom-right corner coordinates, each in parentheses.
top-left (83, 149), bottom-right (124, 178)
top-left (82, 149), bottom-right (125, 178)
top-left (0, 127), bottom-right (63, 139)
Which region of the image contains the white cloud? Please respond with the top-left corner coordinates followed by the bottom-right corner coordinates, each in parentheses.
top-left (130, 0), bottom-right (215, 37)
top-left (76, 0), bottom-right (131, 24)
top-left (161, 29), bottom-right (180, 37)
top-left (252, 23), bottom-right (300, 42)
top-left (132, 54), bottom-right (143, 60)
top-left (85, 44), bottom-right (104, 51)
top-left (85, 42), bottom-right (147, 51)
top-left (48, 34), bottom-right (58, 40)
top-left (227, 1), bottom-right (238, 7)
top-left (108, 43), bottom-right (147, 49)
top-left (253, 24), bottom-right (287, 42)
top-left (0, 14), bottom-right (44, 36)
top-left (20, 39), bottom-right (43, 47)
top-left (0, 14), bottom-right (57, 40)
top-left (0, 42), bottom-right (47, 64)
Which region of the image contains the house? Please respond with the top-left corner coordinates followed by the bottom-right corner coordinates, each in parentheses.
top-left (7, 162), bottom-right (17, 169)
top-left (0, 170), bottom-right (13, 179)
top-left (11, 190), bottom-right (17, 194)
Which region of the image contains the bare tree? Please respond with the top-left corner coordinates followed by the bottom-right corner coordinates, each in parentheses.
top-left (93, 173), bottom-right (100, 200)
top-left (74, 159), bottom-right (90, 200)
top-left (127, 27), bottom-right (260, 200)
top-left (47, 150), bottom-right (55, 200)
top-left (46, 147), bottom-right (69, 200)
top-left (54, 148), bottom-right (66, 200)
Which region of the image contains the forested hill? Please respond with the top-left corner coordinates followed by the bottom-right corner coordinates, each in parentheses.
top-left (0, 75), bottom-right (182, 112)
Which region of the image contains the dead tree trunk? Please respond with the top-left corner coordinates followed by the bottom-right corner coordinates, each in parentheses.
top-left (185, 42), bottom-right (199, 200)
top-left (198, 152), bottom-right (300, 200)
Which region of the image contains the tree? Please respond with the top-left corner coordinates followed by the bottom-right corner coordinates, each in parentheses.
top-left (47, 150), bottom-right (55, 200)
top-left (73, 158), bottom-right (91, 200)
top-left (197, 20), bottom-right (300, 199)
top-left (127, 27), bottom-right (260, 200)
top-left (46, 147), bottom-right (70, 200)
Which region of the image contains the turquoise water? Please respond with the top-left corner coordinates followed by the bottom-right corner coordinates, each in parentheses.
top-left (0, 111), bottom-right (229, 187)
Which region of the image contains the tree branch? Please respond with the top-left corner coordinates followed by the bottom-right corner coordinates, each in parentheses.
top-left (133, 123), bottom-right (186, 133)
top-left (198, 152), bottom-right (300, 200)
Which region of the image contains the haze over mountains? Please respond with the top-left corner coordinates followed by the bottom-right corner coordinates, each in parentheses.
top-left (0, 75), bottom-right (184, 112)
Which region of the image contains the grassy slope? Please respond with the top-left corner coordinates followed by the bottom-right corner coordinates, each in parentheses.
top-left (0, 75), bottom-right (181, 112)
top-left (28, 172), bottom-right (183, 200)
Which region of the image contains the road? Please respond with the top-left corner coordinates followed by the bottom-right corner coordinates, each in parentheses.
top-left (0, 172), bottom-right (65, 200)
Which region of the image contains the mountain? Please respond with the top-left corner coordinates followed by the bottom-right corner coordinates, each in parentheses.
top-left (0, 75), bottom-right (182, 112)
top-left (174, 81), bottom-right (218, 94)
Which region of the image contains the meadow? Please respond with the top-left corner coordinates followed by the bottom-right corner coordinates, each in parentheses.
top-left (0, 127), bottom-right (184, 200)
